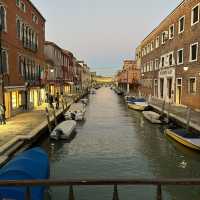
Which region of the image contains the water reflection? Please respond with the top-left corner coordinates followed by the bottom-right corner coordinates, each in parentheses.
top-left (40, 87), bottom-right (200, 200)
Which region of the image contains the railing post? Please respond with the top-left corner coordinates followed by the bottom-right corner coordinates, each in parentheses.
top-left (68, 185), bottom-right (75, 200)
top-left (112, 185), bottom-right (119, 200)
top-left (25, 186), bottom-right (31, 200)
top-left (157, 184), bottom-right (162, 200)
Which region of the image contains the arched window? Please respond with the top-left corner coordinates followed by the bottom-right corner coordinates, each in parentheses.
top-left (16, 19), bottom-right (21, 39)
top-left (0, 5), bottom-right (6, 31)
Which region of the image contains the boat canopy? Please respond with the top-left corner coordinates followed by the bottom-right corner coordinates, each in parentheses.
top-left (0, 147), bottom-right (49, 200)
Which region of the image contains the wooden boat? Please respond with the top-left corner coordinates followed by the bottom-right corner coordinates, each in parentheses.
top-left (128, 102), bottom-right (148, 111)
top-left (142, 111), bottom-right (162, 124)
top-left (65, 103), bottom-right (86, 121)
top-left (80, 98), bottom-right (88, 105)
top-left (50, 120), bottom-right (76, 140)
top-left (165, 128), bottom-right (200, 151)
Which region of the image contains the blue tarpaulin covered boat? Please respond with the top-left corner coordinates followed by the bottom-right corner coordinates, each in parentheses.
top-left (0, 147), bottom-right (49, 200)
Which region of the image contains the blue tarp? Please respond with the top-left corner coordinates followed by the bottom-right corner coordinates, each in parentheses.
top-left (127, 98), bottom-right (145, 103)
top-left (0, 147), bottom-right (49, 200)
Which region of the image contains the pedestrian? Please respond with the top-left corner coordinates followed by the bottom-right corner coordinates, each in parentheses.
top-left (0, 104), bottom-right (6, 125)
top-left (55, 92), bottom-right (60, 109)
top-left (49, 95), bottom-right (54, 109)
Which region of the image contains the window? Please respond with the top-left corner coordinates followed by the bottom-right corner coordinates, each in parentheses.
top-left (20, 1), bottom-right (26, 12)
top-left (190, 42), bottom-right (198, 62)
top-left (178, 16), bottom-right (185, 34)
top-left (188, 78), bottom-right (196, 94)
top-left (156, 36), bottom-right (159, 48)
top-left (0, 49), bottom-right (8, 73)
top-left (155, 59), bottom-right (159, 70)
top-left (16, 0), bottom-right (20, 7)
top-left (177, 49), bottom-right (184, 65)
top-left (191, 4), bottom-right (199, 26)
top-left (150, 60), bottom-right (154, 71)
top-left (161, 31), bottom-right (168, 44)
top-left (169, 53), bottom-right (173, 66)
top-left (161, 56), bottom-right (165, 67)
top-left (0, 5), bottom-right (6, 31)
top-left (16, 19), bottom-right (21, 39)
top-left (169, 24), bottom-right (174, 39)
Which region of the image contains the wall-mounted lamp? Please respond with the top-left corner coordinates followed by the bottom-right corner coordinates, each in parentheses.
top-left (50, 69), bottom-right (54, 73)
top-left (142, 73), bottom-right (144, 77)
top-left (183, 67), bottom-right (189, 71)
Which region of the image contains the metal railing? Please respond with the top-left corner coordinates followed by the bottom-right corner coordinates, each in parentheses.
top-left (1, 178), bottom-right (200, 200)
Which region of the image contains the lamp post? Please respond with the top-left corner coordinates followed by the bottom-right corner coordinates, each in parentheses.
top-left (0, 18), bottom-right (4, 106)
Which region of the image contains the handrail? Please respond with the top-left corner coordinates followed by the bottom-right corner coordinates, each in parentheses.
top-left (0, 178), bottom-right (200, 200)
top-left (0, 178), bottom-right (200, 186)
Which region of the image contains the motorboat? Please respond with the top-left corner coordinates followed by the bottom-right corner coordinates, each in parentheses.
top-left (142, 111), bottom-right (162, 124)
top-left (64, 103), bottom-right (86, 121)
top-left (90, 89), bottom-right (96, 94)
top-left (50, 120), bottom-right (76, 140)
top-left (128, 102), bottom-right (148, 111)
top-left (165, 128), bottom-right (200, 151)
top-left (80, 98), bottom-right (88, 105)
top-left (0, 147), bottom-right (49, 200)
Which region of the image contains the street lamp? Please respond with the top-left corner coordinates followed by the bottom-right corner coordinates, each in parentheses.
top-left (0, 16), bottom-right (5, 107)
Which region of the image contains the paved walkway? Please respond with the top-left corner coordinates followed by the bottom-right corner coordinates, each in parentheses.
top-left (149, 98), bottom-right (200, 131)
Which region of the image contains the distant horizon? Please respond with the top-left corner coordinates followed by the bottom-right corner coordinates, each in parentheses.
top-left (31, 0), bottom-right (182, 76)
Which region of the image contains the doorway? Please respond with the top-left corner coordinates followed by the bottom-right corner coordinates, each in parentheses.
top-left (160, 78), bottom-right (164, 99)
top-left (176, 78), bottom-right (182, 105)
top-left (167, 78), bottom-right (172, 100)
top-left (4, 92), bottom-right (11, 119)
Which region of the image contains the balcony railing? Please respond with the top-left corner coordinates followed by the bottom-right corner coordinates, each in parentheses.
top-left (0, 178), bottom-right (200, 200)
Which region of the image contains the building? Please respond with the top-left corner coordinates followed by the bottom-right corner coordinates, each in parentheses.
top-left (137, 0), bottom-right (200, 109)
top-left (0, 0), bottom-right (45, 118)
top-left (116, 60), bottom-right (140, 94)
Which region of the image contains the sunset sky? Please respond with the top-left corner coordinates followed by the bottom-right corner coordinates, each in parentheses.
top-left (32, 0), bottom-right (182, 76)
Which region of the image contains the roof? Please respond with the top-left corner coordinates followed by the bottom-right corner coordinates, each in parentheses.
top-left (27, 0), bottom-right (46, 21)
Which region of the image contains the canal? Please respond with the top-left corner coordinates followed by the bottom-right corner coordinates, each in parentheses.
top-left (40, 87), bottom-right (200, 200)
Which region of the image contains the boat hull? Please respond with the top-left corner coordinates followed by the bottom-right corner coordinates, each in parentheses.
top-left (142, 111), bottom-right (162, 124)
top-left (165, 129), bottom-right (200, 151)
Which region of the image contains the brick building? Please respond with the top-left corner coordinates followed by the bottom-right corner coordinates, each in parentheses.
top-left (137, 0), bottom-right (200, 109)
top-left (116, 60), bottom-right (140, 94)
top-left (0, 0), bottom-right (45, 118)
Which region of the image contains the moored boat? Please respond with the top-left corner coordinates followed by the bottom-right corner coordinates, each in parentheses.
top-left (165, 128), bottom-right (200, 151)
top-left (64, 103), bottom-right (86, 121)
top-left (0, 147), bottom-right (49, 200)
top-left (50, 120), bottom-right (76, 140)
top-left (80, 98), bottom-right (88, 105)
top-left (142, 111), bottom-right (162, 124)
top-left (128, 102), bottom-right (148, 111)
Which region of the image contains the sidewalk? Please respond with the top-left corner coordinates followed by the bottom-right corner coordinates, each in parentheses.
top-left (0, 97), bottom-right (75, 163)
top-left (149, 98), bottom-right (200, 132)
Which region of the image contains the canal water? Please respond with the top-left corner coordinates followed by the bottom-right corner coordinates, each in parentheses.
top-left (40, 87), bottom-right (200, 200)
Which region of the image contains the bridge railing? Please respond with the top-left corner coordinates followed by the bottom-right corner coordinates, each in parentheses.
top-left (0, 178), bottom-right (200, 200)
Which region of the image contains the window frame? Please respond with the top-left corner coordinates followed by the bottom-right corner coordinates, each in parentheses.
top-left (178, 15), bottom-right (185, 34)
top-left (169, 24), bottom-right (174, 39)
top-left (191, 3), bottom-right (200, 26)
top-left (189, 42), bottom-right (198, 62)
top-left (188, 77), bottom-right (197, 94)
top-left (177, 48), bottom-right (184, 65)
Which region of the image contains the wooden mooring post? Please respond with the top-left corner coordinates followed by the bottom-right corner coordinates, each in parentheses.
top-left (186, 107), bottom-right (191, 132)
top-left (45, 107), bottom-right (52, 133)
top-left (52, 105), bottom-right (58, 126)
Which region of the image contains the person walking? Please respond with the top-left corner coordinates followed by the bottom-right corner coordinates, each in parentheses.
top-left (0, 104), bottom-right (6, 125)
top-left (55, 92), bottom-right (60, 109)
top-left (48, 94), bottom-right (54, 109)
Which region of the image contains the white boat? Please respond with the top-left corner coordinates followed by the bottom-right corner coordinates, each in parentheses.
top-left (64, 103), bottom-right (86, 121)
top-left (80, 98), bottom-right (88, 105)
top-left (50, 120), bottom-right (76, 140)
top-left (142, 111), bottom-right (162, 124)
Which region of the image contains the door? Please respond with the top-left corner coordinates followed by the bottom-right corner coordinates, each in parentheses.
top-left (4, 92), bottom-right (11, 119)
top-left (160, 78), bottom-right (164, 98)
top-left (167, 78), bottom-right (172, 100)
top-left (176, 78), bottom-right (182, 104)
